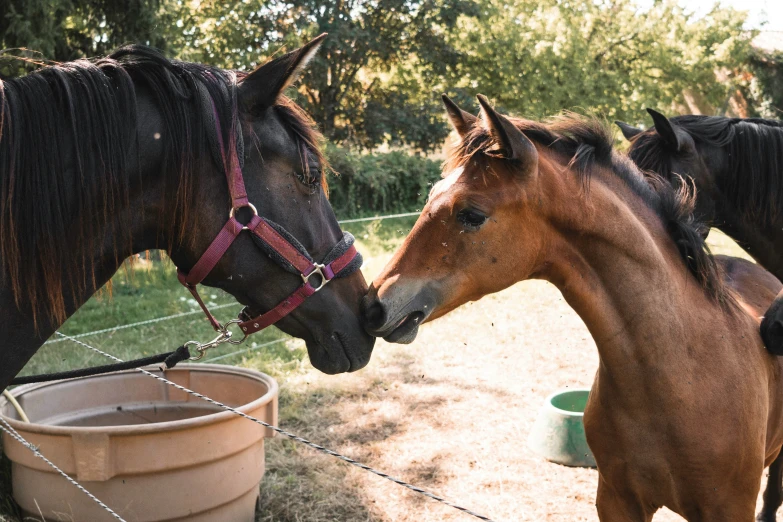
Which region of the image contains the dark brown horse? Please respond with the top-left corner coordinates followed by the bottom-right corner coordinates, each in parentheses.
top-left (364, 95), bottom-right (783, 521)
top-left (0, 37), bottom-right (374, 390)
top-left (617, 112), bottom-right (783, 359)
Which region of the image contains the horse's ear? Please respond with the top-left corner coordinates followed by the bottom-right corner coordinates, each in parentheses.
top-left (646, 108), bottom-right (681, 151)
top-left (238, 33), bottom-right (327, 114)
top-left (442, 94), bottom-right (478, 138)
top-left (476, 94), bottom-right (538, 168)
top-left (615, 121), bottom-right (643, 141)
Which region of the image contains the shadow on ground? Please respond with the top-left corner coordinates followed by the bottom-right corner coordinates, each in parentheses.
top-left (254, 346), bottom-right (517, 522)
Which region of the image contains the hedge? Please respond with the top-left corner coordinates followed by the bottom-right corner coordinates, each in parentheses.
top-left (325, 145), bottom-right (443, 219)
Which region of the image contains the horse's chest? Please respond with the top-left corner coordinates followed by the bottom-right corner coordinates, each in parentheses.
top-left (584, 381), bottom-right (766, 505)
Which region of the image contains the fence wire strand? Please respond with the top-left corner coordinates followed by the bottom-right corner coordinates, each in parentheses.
top-left (44, 303), bottom-right (236, 345)
top-left (3, 210), bottom-right (498, 522)
top-left (337, 211), bottom-right (420, 224)
top-left (203, 338), bottom-right (288, 362)
top-left (52, 332), bottom-right (498, 522)
top-left (0, 418), bottom-right (126, 521)
top-left (46, 210), bottom-right (422, 345)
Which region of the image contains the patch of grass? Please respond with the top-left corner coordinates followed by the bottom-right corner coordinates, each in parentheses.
top-left (256, 381), bottom-right (378, 522)
top-left (344, 216), bottom-right (417, 255)
top-left (12, 246), bottom-right (360, 378)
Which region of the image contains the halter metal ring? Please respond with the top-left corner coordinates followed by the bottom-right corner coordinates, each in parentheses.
top-left (229, 202), bottom-right (258, 227)
top-left (223, 319), bottom-right (249, 345)
top-left (302, 264), bottom-right (329, 292)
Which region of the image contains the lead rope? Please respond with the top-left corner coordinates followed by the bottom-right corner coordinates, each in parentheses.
top-left (52, 332), bottom-right (498, 522)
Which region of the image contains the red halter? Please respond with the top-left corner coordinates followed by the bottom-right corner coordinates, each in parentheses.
top-left (177, 103), bottom-right (360, 345)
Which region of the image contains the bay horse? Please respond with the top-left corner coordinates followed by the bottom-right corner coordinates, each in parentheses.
top-left (364, 95), bottom-right (783, 521)
top-left (0, 36), bottom-right (375, 391)
top-left (616, 113), bottom-right (783, 358)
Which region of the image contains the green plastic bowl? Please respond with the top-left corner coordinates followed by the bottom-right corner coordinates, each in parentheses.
top-left (527, 388), bottom-right (596, 468)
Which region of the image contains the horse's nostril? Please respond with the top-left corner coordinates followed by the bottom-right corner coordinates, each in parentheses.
top-left (362, 298), bottom-right (386, 331)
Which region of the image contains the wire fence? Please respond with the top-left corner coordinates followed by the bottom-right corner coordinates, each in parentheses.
top-left (337, 211), bottom-right (420, 224)
top-left (32, 333), bottom-right (497, 521)
top-left (43, 303), bottom-right (237, 345)
top-left (203, 337), bottom-right (288, 363)
top-left (0, 210), bottom-right (502, 521)
top-left (43, 210), bottom-right (422, 358)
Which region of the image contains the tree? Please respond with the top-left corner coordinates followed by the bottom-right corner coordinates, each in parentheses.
top-left (1, 0), bottom-right (756, 148)
top-left (442, 0), bottom-right (751, 126)
top-left (165, 0), bottom-right (478, 151)
top-left (743, 45), bottom-right (783, 118)
top-left (0, 0), bottom-right (169, 77)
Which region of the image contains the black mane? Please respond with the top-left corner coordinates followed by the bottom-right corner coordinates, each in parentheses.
top-left (629, 115), bottom-right (783, 224)
top-left (447, 114), bottom-right (731, 306)
top-left (0, 45), bottom-right (322, 324)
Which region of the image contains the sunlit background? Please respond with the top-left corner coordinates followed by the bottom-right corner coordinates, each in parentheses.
top-left (642, 0), bottom-right (783, 30)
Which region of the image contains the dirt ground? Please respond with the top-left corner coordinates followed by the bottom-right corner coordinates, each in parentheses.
top-left (254, 231), bottom-right (774, 522)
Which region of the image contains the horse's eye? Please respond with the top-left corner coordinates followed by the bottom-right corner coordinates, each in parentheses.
top-left (457, 209), bottom-right (488, 231)
top-left (296, 166), bottom-right (321, 188)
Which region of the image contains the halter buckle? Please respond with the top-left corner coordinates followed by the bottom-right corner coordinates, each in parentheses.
top-left (302, 264), bottom-right (329, 292)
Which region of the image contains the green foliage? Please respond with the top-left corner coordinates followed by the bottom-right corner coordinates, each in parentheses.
top-left (0, 0), bottom-right (167, 77)
top-left (360, 72), bottom-right (453, 151)
top-left (444, 0), bottom-right (751, 126)
top-left (0, 0), bottom-right (759, 147)
top-left (162, 0), bottom-right (477, 151)
top-left (326, 145), bottom-right (442, 217)
top-left (744, 48), bottom-right (783, 118)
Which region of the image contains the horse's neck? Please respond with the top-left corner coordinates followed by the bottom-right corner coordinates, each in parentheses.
top-left (542, 181), bottom-right (725, 384)
top-left (706, 133), bottom-right (783, 280)
top-left (715, 205), bottom-right (783, 282)
top-left (0, 256), bottom-right (122, 389)
top-left (0, 183), bottom-right (164, 390)
top-left (0, 90), bottom-right (167, 389)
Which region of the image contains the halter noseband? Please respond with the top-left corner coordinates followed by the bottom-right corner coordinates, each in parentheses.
top-left (176, 101), bottom-right (361, 347)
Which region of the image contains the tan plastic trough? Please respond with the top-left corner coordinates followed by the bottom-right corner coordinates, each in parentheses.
top-left (0, 363), bottom-right (278, 521)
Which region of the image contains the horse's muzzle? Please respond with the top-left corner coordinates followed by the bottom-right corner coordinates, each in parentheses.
top-left (362, 287), bottom-right (435, 344)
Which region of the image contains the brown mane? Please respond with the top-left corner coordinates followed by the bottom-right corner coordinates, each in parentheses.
top-left (446, 113), bottom-right (733, 307)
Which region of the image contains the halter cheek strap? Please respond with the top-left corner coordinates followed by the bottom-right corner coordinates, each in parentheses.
top-left (176, 100), bottom-right (362, 341)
